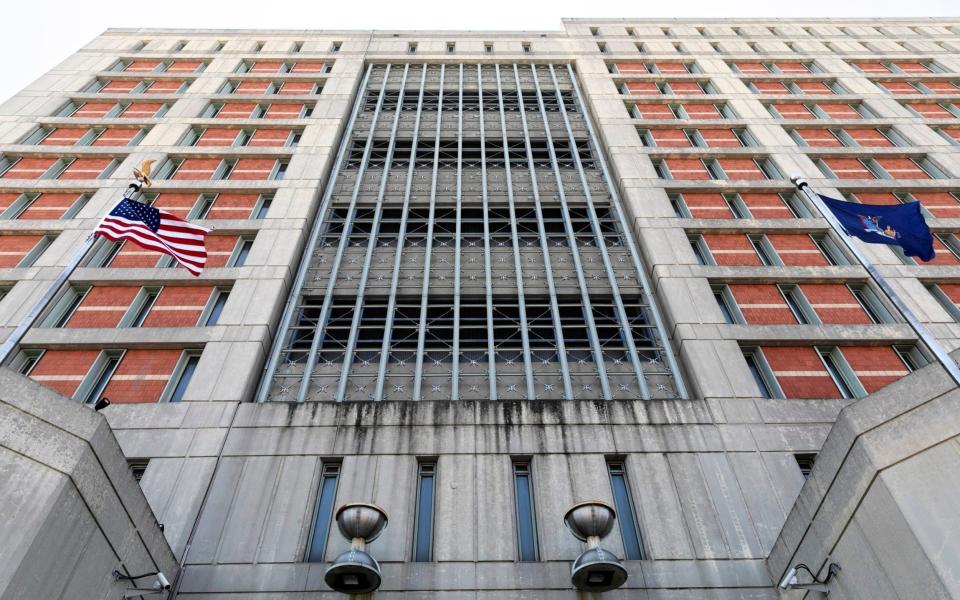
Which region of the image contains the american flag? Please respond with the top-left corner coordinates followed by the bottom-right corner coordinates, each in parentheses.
top-left (94, 198), bottom-right (211, 276)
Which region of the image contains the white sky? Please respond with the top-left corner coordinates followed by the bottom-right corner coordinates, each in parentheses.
top-left (1, 0), bottom-right (957, 102)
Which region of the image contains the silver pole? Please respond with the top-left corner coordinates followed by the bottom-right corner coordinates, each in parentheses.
top-left (793, 175), bottom-right (960, 387)
top-left (0, 183), bottom-right (140, 364)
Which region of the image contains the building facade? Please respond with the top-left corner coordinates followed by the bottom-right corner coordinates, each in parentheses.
top-left (1, 18), bottom-right (960, 598)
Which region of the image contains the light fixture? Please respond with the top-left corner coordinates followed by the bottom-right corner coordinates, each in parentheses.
top-left (112, 569), bottom-right (170, 597)
top-left (324, 502), bottom-right (388, 594)
top-left (563, 500), bottom-right (628, 592)
top-left (94, 397), bottom-right (111, 411)
top-left (778, 562), bottom-right (841, 593)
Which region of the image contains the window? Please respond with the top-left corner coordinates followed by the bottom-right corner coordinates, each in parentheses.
top-left (163, 352), bottom-right (201, 402)
top-left (848, 283), bottom-right (894, 324)
top-left (214, 40), bottom-right (226, 52)
top-left (331, 41), bottom-right (341, 52)
top-left (17, 235), bottom-right (54, 268)
top-left (926, 283), bottom-right (960, 322)
top-left (742, 347), bottom-right (781, 398)
top-left (895, 344), bottom-right (928, 371)
top-left (213, 159), bottom-right (236, 180)
top-left (817, 346), bottom-right (865, 399)
top-left (723, 193), bottom-right (751, 218)
top-left (446, 42), bottom-right (456, 53)
top-left (271, 159), bottom-right (289, 180)
top-left (794, 454), bottom-right (816, 479)
top-left (783, 192), bottom-right (811, 218)
top-left (778, 284), bottom-right (818, 324)
top-left (590, 27), bottom-right (600, 36)
top-left (305, 462), bottom-right (341, 562)
top-left (293, 41), bottom-right (304, 53)
top-left (153, 157), bottom-right (183, 180)
top-left (523, 42), bottom-right (532, 54)
top-left (512, 461), bottom-right (539, 561)
top-left (811, 234), bottom-right (849, 265)
top-left (202, 288), bottom-right (230, 326)
top-left (122, 287), bottom-right (161, 327)
top-left (712, 284), bottom-right (743, 324)
top-left (42, 285), bottom-right (89, 327)
top-left (914, 157), bottom-right (949, 179)
top-left (626, 27), bottom-right (636, 37)
top-left (597, 42), bottom-right (607, 53)
top-left (128, 459), bottom-right (150, 482)
top-left (704, 158), bottom-right (725, 179)
top-left (484, 42), bottom-right (494, 54)
top-left (74, 350), bottom-right (123, 405)
top-left (253, 194), bottom-right (273, 219)
top-left (229, 237), bottom-right (255, 267)
top-left (749, 234), bottom-right (781, 266)
top-left (688, 235), bottom-right (714, 265)
top-left (412, 461), bottom-right (436, 562)
top-left (171, 40), bottom-right (186, 52)
top-left (756, 158), bottom-right (782, 179)
top-left (408, 42), bottom-right (418, 54)
top-left (669, 193), bottom-right (691, 218)
top-left (188, 193), bottom-right (217, 220)
top-left (732, 128), bottom-right (756, 147)
top-left (607, 461), bottom-right (645, 559)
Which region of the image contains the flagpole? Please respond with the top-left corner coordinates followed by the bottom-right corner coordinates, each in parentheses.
top-left (0, 177), bottom-right (145, 365)
top-left (792, 175), bottom-right (960, 387)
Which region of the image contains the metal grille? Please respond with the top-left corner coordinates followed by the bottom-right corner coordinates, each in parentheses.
top-left (258, 63), bottom-right (687, 402)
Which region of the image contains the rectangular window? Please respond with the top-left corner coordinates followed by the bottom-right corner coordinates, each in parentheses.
top-left (163, 352), bottom-right (201, 402)
top-left (17, 235), bottom-right (54, 268)
top-left (817, 346), bottom-right (866, 399)
top-left (74, 350), bottom-right (123, 405)
top-left (688, 235), bottom-right (714, 265)
top-left (229, 237), bottom-right (255, 267)
top-left (523, 42), bottom-right (532, 54)
top-left (749, 234), bottom-right (781, 266)
top-left (607, 461), bottom-right (645, 560)
top-left (513, 461), bottom-right (539, 561)
top-left (128, 459), bottom-right (150, 482)
top-left (201, 288), bottom-right (230, 326)
top-left (306, 462), bottom-right (341, 562)
top-left (794, 453), bottom-right (816, 479)
top-left (446, 42), bottom-right (456, 53)
top-left (412, 461), bottom-right (436, 562)
top-left (253, 194), bottom-right (273, 219)
top-left (42, 285), bottom-right (89, 328)
top-left (271, 159), bottom-right (289, 180)
top-left (484, 43), bottom-right (494, 54)
top-left (778, 284), bottom-right (818, 324)
top-left (121, 287), bottom-right (161, 327)
top-left (811, 234), bottom-right (849, 266)
top-left (926, 284), bottom-right (960, 322)
top-left (848, 283), bottom-right (894, 324)
top-left (742, 347), bottom-right (782, 398)
top-left (712, 284), bottom-right (743, 324)
top-left (408, 42), bottom-right (418, 54)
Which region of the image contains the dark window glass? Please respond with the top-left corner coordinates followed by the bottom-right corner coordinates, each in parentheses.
top-left (744, 351), bottom-right (772, 399)
top-left (306, 463), bottom-right (340, 562)
top-left (204, 290), bottom-right (230, 326)
top-left (608, 462), bottom-right (645, 559)
top-left (169, 355), bottom-right (200, 402)
top-left (513, 462), bottom-right (538, 561)
top-left (413, 462), bottom-right (436, 561)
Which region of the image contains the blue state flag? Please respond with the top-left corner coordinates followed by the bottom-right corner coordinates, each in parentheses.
top-left (819, 194), bottom-right (935, 262)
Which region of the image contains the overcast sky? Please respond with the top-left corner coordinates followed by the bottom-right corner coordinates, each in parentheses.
top-left (1, 0), bottom-right (957, 102)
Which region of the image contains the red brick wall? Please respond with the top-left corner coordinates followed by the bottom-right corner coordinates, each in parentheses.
top-left (206, 235), bottom-right (242, 267)
top-left (767, 234), bottom-right (830, 266)
top-left (122, 102), bottom-right (164, 118)
top-left (728, 284), bottom-right (794, 324)
top-left (0, 235), bottom-right (43, 267)
top-left (802, 283), bottom-right (871, 324)
top-left (265, 103), bottom-right (307, 119)
top-left (742, 193), bottom-right (794, 219)
top-left (66, 286), bottom-right (139, 328)
top-left (73, 102), bottom-right (115, 118)
top-left (701, 234), bottom-right (761, 266)
top-left (17, 193), bottom-right (80, 219)
top-left (1, 157), bottom-right (57, 179)
top-left (229, 158), bottom-right (277, 180)
top-left (841, 346), bottom-right (909, 392)
top-left (109, 241), bottom-right (160, 268)
top-left (762, 346), bottom-right (839, 398)
top-left (40, 127), bottom-right (87, 145)
top-left (664, 158), bottom-right (710, 180)
top-left (59, 158), bottom-right (113, 180)
top-left (102, 349), bottom-right (183, 403)
top-left (141, 287), bottom-right (213, 327)
top-left (29, 349), bottom-right (100, 396)
top-left (218, 102), bottom-right (258, 118)
top-left (207, 194), bottom-right (261, 219)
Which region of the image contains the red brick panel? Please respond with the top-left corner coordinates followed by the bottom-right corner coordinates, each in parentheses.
top-left (927, 238), bottom-right (960, 266)
top-left (728, 284), bottom-right (795, 324)
top-left (905, 103), bottom-right (953, 118)
top-left (249, 60), bottom-right (285, 73)
top-left (290, 61), bottom-right (325, 73)
top-left (103, 349), bottom-right (183, 403)
top-left (717, 158), bottom-right (765, 180)
top-left (109, 241), bottom-right (160, 268)
top-left (40, 127), bottom-right (88, 146)
top-left (699, 129), bottom-right (741, 148)
top-left (207, 194), bottom-right (261, 219)
top-left (0, 193), bottom-right (18, 212)
top-left (0, 235), bottom-right (43, 267)
top-left (93, 128), bottom-right (141, 146)
top-left (100, 80), bottom-right (139, 93)
top-left (18, 193), bottom-right (80, 219)
top-left (172, 158), bottom-right (221, 180)
top-left (846, 128), bottom-right (894, 147)
top-left (217, 102), bottom-right (258, 118)
top-left (73, 102), bottom-right (115, 118)
top-left (794, 128), bottom-right (843, 147)
top-left (29, 349), bottom-right (100, 397)
top-left (752, 81), bottom-right (790, 94)
top-left (206, 235), bottom-right (241, 267)
top-left (681, 193), bottom-right (730, 219)
top-left (122, 102), bottom-right (164, 118)
top-left (278, 81), bottom-right (316, 95)
top-left (229, 158), bottom-right (276, 180)
top-left (265, 103), bottom-right (307, 119)
top-left (141, 287), bottom-right (214, 327)
top-left (879, 81), bottom-right (919, 94)
top-left (794, 81), bottom-right (834, 94)
top-left (852, 61), bottom-right (891, 73)
top-left (625, 81), bottom-right (660, 95)
top-left (702, 234), bottom-right (762, 266)
top-left (818, 103), bottom-right (862, 119)
top-left (734, 62), bottom-right (770, 74)
top-left (939, 283), bottom-right (960, 304)
top-left (634, 103), bottom-right (674, 119)
top-left (741, 193), bottom-right (794, 219)
top-left (762, 346), bottom-right (839, 399)
top-left (66, 286), bottom-right (140, 328)
top-left (801, 283), bottom-right (871, 324)
top-left (664, 158), bottom-right (710, 180)
top-left (767, 234), bottom-right (829, 266)
top-left (145, 80), bottom-right (185, 94)
top-left (772, 103), bottom-right (815, 119)
top-left (822, 158), bottom-right (875, 179)
top-left (248, 129), bottom-right (292, 147)
top-left (923, 81), bottom-right (960, 93)
top-left (168, 60), bottom-right (203, 73)
top-left (196, 127), bottom-right (241, 146)
top-left (913, 192), bottom-right (960, 218)
top-left (776, 62), bottom-right (811, 73)
top-left (684, 104), bottom-right (722, 119)
top-left (894, 61), bottom-right (931, 73)
top-left (153, 193), bottom-right (199, 218)
top-left (653, 63), bottom-right (690, 74)
top-left (1, 157), bottom-right (57, 179)
top-left (58, 158), bottom-right (113, 180)
top-left (875, 157), bottom-right (929, 179)
top-left (234, 80), bottom-right (272, 94)
top-left (650, 129), bottom-right (690, 147)
top-left (852, 192), bottom-right (900, 206)
top-left (125, 60), bottom-right (163, 72)
top-left (841, 346), bottom-right (909, 392)
top-left (667, 81), bottom-right (705, 95)
top-left (615, 63), bottom-right (649, 74)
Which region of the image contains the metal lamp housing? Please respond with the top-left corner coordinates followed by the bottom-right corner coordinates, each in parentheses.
top-left (323, 503), bottom-right (388, 595)
top-left (563, 501), bottom-right (628, 593)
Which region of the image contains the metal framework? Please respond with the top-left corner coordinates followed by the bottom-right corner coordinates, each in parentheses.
top-left (260, 63), bottom-right (688, 402)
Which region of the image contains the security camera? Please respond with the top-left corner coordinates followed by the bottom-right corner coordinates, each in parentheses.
top-left (778, 567), bottom-right (798, 590)
top-left (94, 397), bottom-right (111, 411)
top-left (155, 573), bottom-right (170, 591)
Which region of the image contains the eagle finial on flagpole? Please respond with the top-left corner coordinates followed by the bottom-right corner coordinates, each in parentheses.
top-left (126, 159), bottom-right (155, 198)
